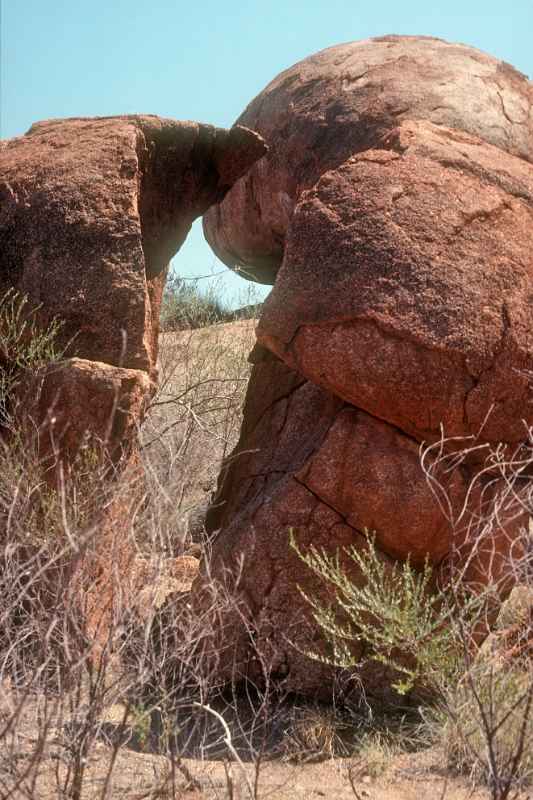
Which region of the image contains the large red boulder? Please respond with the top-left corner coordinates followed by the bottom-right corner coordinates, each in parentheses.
top-left (203, 350), bottom-right (526, 695)
top-left (257, 120), bottom-right (533, 448)
top-left (0, 115), bottom-right (266, 463)
top-left (198, 39), bottom-right (533, 695)
top-left (204, 36), bottom-right (533, 284)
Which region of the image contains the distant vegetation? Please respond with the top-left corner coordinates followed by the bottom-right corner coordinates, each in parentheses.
top-left (160, 273), bottom-right (263, 330)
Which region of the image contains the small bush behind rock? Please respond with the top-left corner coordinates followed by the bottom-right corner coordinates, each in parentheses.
top-left (160, 272), bottom-right (264, 331)
top-left (160, 274), bottom-right (229, 331)
top-left (0, 288), bottom-right (63, 426)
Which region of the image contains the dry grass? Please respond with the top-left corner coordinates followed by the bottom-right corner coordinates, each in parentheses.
top-left (0, 304), bottom-right (531, 800)
top-left (0, 313), bottom-right (262, 799)
top-left (138, 320), bottom-right (256, 556)
top-left (280, 704), bottom-right (352, 763)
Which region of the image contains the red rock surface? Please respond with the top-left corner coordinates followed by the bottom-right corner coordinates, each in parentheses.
top-left (203, 351), bottom-right (529, 694)
top-left (0, 115), bottom-right (265, 660)
top-left (204, 36), bottom-right (533, 283)
top-left (17, 358), bottom-right (151, 469)
top-left (1, 115), bottom-right (265, 373)
top-left (208, 348), bottom-right (471, 568)
top-left (257, 120), bottom-right (533, 447)
top-left (199, 40), bottom-right (533, 695)
top-left (0, 115), bottom-right (265, 462)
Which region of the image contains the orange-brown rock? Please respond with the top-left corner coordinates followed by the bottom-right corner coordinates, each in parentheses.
top-left (258, 120), bottom-right (533, 448)
top-left (0, 115), bottom-right (265, 373)
top-left (204, 36), bottom-right (533, 283)
top-left (0, 115), bottom-right (266, 461)
top-left (0, 115), bottom-right (265, 668)
top-left (200, 40), bottom-right (533, 696)
top-left (203, 352), bottom-right (528, 694)
top-left (17, 358), bottom-right (151, 469)
top-left (208, 347), bottom-right (471, 568)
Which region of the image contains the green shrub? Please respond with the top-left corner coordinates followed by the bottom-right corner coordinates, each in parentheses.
top-left (291, 530), bottom-right (533, 794)
top-left (290, 531), bottom-right (479, 697)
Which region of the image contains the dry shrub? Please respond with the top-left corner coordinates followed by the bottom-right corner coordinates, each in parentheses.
top-left (138, 318), bottom-right (257, 556)
top-left (159, 274), bottom-right (229, 331)
top-left (280, 703), bottom-right (351, 762)
top-left (0, 295), bottom-right (284, 800)
top-left (0, 423), bottom-right (264, 798)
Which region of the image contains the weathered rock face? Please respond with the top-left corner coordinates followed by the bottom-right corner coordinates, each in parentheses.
top-left (205, 349), bottom-right (527, 695)
top-left (0, 115), bottom-right (265, 462)
top-left (204, 36), bottom-right (533, 283)
top-left (18, 358), bottom-right (152, 469)
top-left (208, 347), bottom-right (469, 568)
top-left (0, 115), bottom-right (266, 665)
top-left (200, 39), bottom-right (533, 695)
top-left (258, 120), bottom-right (533, 449)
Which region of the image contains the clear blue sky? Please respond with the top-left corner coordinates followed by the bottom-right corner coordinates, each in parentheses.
top-left (1, 0), bottom-right (531, 306)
